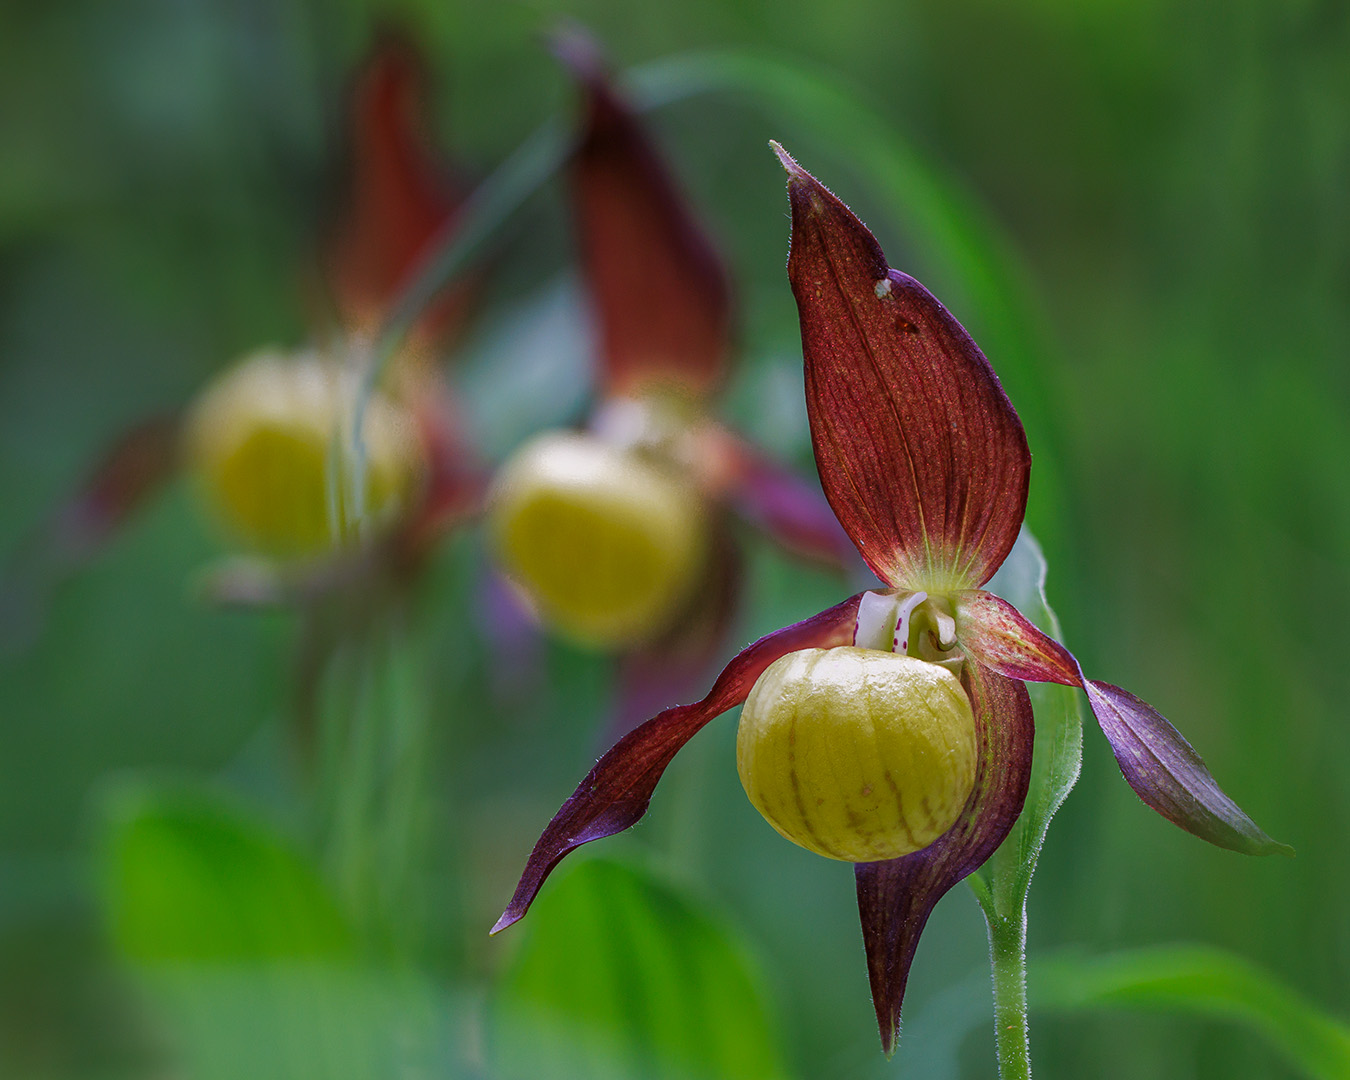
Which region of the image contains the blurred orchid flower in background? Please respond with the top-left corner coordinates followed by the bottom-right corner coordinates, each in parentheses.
top-left (167, 36), bottom-right (494, 936)
top-left (492, 143), bottom-right (1290, 1054)
top-left (2, 35), bottom-right (484, 645)
top-left (485, 34), bottom-right (859, 729)
top-left (176, 35), bottom-right (495, 792)
top-left (193, 34), bottom-right (484, 591)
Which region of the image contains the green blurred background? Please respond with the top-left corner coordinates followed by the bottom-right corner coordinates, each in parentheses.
top-left (2, 0), bottom-right (1347, 1077)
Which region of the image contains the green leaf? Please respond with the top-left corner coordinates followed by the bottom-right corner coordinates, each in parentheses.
top-left (1033, 946), bottom-right (1350, 1080)
top-left (491, 857), bottom-right (792, 1080)
top-left (126, 967), bottom-right (464, 1080)
top-left (96, 783), bottom-right (474, 1079)
top-left (1033, 947), bottom-right (1350, 1080)
top-left (98, 780), bottom-right (352, 963)
top-left (978, 528), bottom-right (1084, 919)
top-left (895, 946), bottom-right (1350, 1080)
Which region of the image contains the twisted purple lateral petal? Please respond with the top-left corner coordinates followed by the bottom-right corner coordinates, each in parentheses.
top-left (493, 591), bottom-right (866, 934)
top-left (1084, 680), bottom-right (1293, 857)
top-left (775, 145), bottom-right (1030, 591)
top-left (955, 590), bottom-right (1291, 857)
top-left (855, 660), bottom-right (1033, 1055)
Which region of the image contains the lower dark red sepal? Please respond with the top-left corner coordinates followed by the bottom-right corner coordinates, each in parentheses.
top-left (855, 660), bottom-right (1033, 1054)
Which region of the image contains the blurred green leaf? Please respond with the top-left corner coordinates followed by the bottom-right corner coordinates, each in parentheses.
top-left (491, 857), bottom-right (792, 1080)
top-left (96, 782), bottom-right (479, 1079)
top-left (99, 780), bottom-right (352, 963)
top-left (1032, 946), bottom-right (1350, 1080)
top-left (898, 946), bottom-right (1350, 1080)
top-left (980, 528), bottom-right (1084, 917)
top-left (129, 967), bottom-right (465, 1080)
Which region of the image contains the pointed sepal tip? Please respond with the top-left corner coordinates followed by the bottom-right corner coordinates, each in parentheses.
top-left (768, 139), bottom-right (797, 173)
top-left (768, 140), bottom-right (812, 193)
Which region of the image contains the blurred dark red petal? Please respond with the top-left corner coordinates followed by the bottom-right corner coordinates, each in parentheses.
top-left (51, 413), bottom-right (181, 560)
top-left (955, 590), bottom-right (1291, 857)
top-left (1, 414), bottom-right (180, 652)
top-left (1084, 680), bottom-right (1293, 857)
top-left (855, 660), bottom-right (1033, 1054)
top-left (706, 428), bottom-right (862, 574)
top-left (492, 590), bottom-right (865, 934)
top-left (326, 36), bottom-right (469, 337)
top-left (776, 145), bottom-right (1029, 590)
top-left (558, 35), bottom-right (732, 398)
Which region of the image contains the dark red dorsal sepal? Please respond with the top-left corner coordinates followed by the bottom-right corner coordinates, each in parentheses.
top-left (775, 143), bottom-right (1029, 592)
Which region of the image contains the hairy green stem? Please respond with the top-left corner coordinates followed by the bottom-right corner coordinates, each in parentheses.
top-left (985, 906), bottom-right (1033, 1080)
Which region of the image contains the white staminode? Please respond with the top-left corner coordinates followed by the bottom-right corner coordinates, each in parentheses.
top-left (853, 590), bottom-right (927, 653)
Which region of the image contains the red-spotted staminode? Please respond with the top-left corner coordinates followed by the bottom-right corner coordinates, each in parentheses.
top-left (492, 142), bottom-right (1289, 1054)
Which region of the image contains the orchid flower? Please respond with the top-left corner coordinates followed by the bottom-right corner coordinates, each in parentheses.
top-left (199, 35), bottom-right (481, 573)
top-left (184, 37), bottom-right (481, 584)
top-left (492, 144), bottom-right (1290, 1053)
top-left (485, 39), bottom-right (857, 725)
top-left (2, 37), bottom-right (480, 647)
